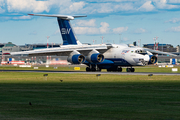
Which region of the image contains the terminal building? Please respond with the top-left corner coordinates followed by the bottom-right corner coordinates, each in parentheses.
top-left (0, 42), bottom-right (64, 65)
top-left (1, 42), bottom-right (61, 54)
top-left (143, 44), bottom-right (177, 52)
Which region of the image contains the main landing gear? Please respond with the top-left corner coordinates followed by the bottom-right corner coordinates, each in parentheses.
top-left (126, 68), bottom-right (135, 72)
top-left (86, 65), bottom-right (135, 72)
top-left (107, 67), bottom-right (122, 72)
top-left (107, 67), bottom-right (135, 72)
top-left (86, 65), bottom-right (101, 72)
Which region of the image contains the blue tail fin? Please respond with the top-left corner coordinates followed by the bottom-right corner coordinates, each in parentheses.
top-left (57, 18), bottom-right (78, 45)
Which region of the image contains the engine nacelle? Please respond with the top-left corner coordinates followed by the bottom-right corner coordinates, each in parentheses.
top-left (67, 51), bottom-right (85, 64)
top-left (148, 55), bottom-right (157, 64)
top-left (86, 52), bottom-right (104, 63)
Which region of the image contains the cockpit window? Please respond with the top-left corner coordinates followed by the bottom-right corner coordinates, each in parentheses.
top-left (135, 49), bottom-right (147, 55)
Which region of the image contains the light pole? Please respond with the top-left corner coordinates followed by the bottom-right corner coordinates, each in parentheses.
top-left (119, 34), bottom-right (121, 44)
top-left (100, 36), bottom-right (104, 44)
top-left (47, 36), bottom-right (50, 48)
top-left (46, 36), bottom-right (50, 65)
top-left (162, 39), bottom-right (163, 52)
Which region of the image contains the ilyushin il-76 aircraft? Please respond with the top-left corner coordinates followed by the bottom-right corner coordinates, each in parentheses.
top-left (11, 14), bottom-right (175, 72)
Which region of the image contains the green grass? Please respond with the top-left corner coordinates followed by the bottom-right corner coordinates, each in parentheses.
top-left (0, 72), bottom-right (180, 120)
top-left (0, 65), bottom-right (180, 73)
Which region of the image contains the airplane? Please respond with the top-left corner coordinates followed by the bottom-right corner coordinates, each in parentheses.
top-left (11, 14), bottom-right (167, 72)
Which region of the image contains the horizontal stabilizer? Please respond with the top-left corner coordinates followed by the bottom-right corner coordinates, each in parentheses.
top-left (28, 14), bottom-right (87, 20)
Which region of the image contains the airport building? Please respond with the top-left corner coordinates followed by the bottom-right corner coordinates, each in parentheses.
top-left (143, 44), bottom-right (177, 52)
top-left (0, 42), bottom-right (65, 65)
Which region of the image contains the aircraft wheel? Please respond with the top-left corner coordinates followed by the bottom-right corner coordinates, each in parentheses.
top-left (126, 68), bottom-right (131, 72)
top-left (117, 68), bottom-right (122, 72)
top-left (126, 68), bottom-right (135, 72)
top-left (131, 68), bottom-right (135, 72)
top-left (86, 67), bottom-right (91, 72)
top-left (91, 67), bottom-right (96, 72)
top-left (96, 67), bottom-right (101, 72)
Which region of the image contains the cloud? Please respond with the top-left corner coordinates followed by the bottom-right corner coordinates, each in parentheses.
top-left (99, 22), bottom-right (110, 34)
top-left (29, 31), bottom-right (37, 35)
top-left (59, 1), bottom-right (86, 14)
top-left (0, 0), bottom-right (5, 13)
top-left (122, 37), bottom-right (129, 41)
top-left (7, 0), bottom-right (50, 13)
top-left (153, 0), bottom-right (179, 9)
top-left (73, 20), bottom-right (128, 35)
top-left (2, 0), bottom-right (180, 15)
top-left (0, 0), bottom-right (5, 5)
top-left (133, 28), bottom-right (147, 34)
top-left (168, 0), bottom-right (180, 3)
top-left (74, 22), bottom-right (110, 34)
top-left (6, 0), bottom-right (85, 14)
top-left (138, 1), bottom-right (155, 11)
top-left (13, 15), bottom-right (31, 20)
top-left (165, 18), bottom-right (180, 23)
top-left (74, 27), bottom-right (100, 34)
top-left (165, 26), bottom-right (180, 32)
top-left (76, 19), bottom-right (96, 27)
top-left (113, 27), bottom-right (128, 33)
top-left (114, 3), bottom-right (134, 11)
top-left (97, 3), bottom-right (114, 13)
top-left (0, 7), bottom-right (5, 13)
top-left (69, 1), bottom-right (86, 12)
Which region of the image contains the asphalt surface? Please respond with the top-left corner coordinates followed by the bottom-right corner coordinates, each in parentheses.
top-left (1, 70), bottom-right (180, 76)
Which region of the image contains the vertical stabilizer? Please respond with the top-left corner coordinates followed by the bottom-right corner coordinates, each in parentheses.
top-left (57, 18), bottom-right (79, 45)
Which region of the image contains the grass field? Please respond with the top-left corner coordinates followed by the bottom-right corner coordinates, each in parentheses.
top-left (0, 65), bottom-right (180, 73)
top-left (0, 72), bottom-right (180, 120)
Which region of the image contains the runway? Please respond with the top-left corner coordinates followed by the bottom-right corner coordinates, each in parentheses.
top-left (1, 70), bottom-right (180, 76)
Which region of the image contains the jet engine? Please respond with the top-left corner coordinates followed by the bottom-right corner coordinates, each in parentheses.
top-left (148, 55), bottom-right (157, 64)
top-left (67, 51), bottom-right (85, 64)
top-left (86, 50), bottom-right (104, 63)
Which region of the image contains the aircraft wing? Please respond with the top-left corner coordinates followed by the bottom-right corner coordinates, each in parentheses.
top-left (143, 48), bottom-right (177, 56)
top-left (10, 44), bottom-right (111, 56)
top-left (129, 46), bottom-right (177, 56)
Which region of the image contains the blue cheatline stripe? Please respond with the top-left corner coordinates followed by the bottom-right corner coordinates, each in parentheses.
top-left (84, 58), bottom-right (132, 69)
top-left (57, 18), bottom-right (77, 45)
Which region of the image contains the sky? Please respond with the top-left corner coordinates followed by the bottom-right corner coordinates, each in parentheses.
top-left (1, 0), bottom-right (180, 47)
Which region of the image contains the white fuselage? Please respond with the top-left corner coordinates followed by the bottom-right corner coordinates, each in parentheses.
top-left (103, 44), bottom-right (150, 66)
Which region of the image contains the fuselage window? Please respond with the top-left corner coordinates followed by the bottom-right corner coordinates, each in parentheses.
top-left (135, 49), bottom-right (147, 55)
